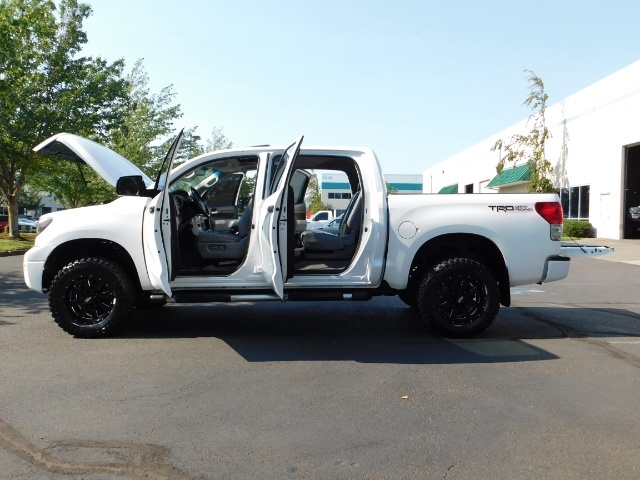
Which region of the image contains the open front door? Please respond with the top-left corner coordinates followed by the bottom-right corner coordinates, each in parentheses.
top-left (258, 135), bottom-right (303, 299)
top-left (142, 131), bottom-right (184, 296)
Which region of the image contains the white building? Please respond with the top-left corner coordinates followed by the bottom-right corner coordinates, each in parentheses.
top-left (321, 172), bottom-right (422, 215)
top-left (423, 60), bottom-right (640, 239)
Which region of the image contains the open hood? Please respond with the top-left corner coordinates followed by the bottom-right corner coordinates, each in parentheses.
top-left (33, 133), bottom-right (153, 188)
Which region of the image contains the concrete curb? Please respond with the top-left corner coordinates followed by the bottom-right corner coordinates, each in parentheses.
top-left (0, 250), bottom-right (26, 257)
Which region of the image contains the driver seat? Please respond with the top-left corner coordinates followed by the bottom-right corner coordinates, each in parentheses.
top-left (195, 197), bottom-right (253, 260)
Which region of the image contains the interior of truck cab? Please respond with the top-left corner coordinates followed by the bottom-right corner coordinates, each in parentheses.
top-left (168, 155), bottom-right (259, 276)
top-left (167, 152), bottom-right (364, 278)
top-left (288, 155), bottom-right (364, 275)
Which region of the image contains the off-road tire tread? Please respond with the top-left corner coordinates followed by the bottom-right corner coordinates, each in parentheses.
top-left (49, 257), bottom-right (134, 338)
top-left (417, 257), bottom-right (500, 338)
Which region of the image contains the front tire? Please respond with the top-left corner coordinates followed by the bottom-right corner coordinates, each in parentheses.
top-left (49, 258), bottom-right (135, 338)
top-left (418, 258), bottom-right (499, 337)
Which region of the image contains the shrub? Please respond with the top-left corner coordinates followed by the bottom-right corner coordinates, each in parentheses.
top-left (563, 220), bottom-right (593, 238)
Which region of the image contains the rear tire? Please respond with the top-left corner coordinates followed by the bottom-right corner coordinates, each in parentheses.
top-left (418, 257), bottom-right (499, 337)
top-left (49, 258), bottom-right (135, 338)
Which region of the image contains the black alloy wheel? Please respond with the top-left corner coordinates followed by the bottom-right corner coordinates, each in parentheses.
top-left (66, 274), bottom-right (116, 324)
top-left (49, 257), bottom-right (135, 338)
top-left (418, 257), bottom-right (499, 337)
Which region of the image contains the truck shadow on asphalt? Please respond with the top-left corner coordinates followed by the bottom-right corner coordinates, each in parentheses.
top-left (123, 300), bottom-right (571, 365)
top-left (124, 299), bottom-right (640, 366)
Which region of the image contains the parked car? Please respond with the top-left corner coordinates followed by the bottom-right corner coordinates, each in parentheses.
top-left (313, 214), bottom-right (343, 234)
top-left (18, 218), bottom-right (38, 233)
top-left (0, 215), bottom-right (39, 232)
top-left (306, 210), bottom-right (336, 230)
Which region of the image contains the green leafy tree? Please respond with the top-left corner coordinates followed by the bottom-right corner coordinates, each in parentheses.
top-left (17, 187), bottom-right (43, 213)
top-left (238, 174), bottom-right (255, 213)
top-left (29, 160), bottom-right (114, 208)
top-left (387, 183), bottom-right (398, 194)
top-left (306, 173), bottom-right (333, 213)
top-left (29, 58), bottom-right (183, 204)
top-left (491, 70), bottom-right (555, 193)
top-left (161, 126), bottom-right (234, 169)
top-left (205, 126), bottom-right (233, 152)
top-left (107, 59), bottom-right (182, 176)
top-left (171, 128), bottom-right (204, 167)
top-left (0, 0), bottom-right (128, 237)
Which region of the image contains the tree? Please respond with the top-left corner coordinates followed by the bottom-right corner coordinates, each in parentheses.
top-left (387, 183), bottom-right (398, 194)
top-left (237, 174), bottom-right (255, 214)
top-left (306, 173), bottom-right (333, 213)
top-left (17, 187), bottom-right (43, 213)
top-left (160, 126), bottom-right (234, 169)
top-left (28, 58), bottom-right (183, 206)
top-left (491, 70), bottom-right (555, 193)
top-left (0, 0), bottom-right (129, 237)
top-left (205, 126), bottom-right (233, 152)
top-left (107, 59), bottom-right (182, 176)
top-left (28, 160), bottom-right (114, 208)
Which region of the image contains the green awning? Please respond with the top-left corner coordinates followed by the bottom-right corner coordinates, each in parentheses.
top-left (438, 183), bottom-right (458, 194)
top-left (486, 164), bottom-right (532, 188)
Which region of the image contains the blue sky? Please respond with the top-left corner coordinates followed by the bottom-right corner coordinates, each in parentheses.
top-left (80, 0), bottom-right (640, 174)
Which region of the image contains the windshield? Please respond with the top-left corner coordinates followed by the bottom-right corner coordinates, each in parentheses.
top-left (171, 166), bottom-right (221, 193)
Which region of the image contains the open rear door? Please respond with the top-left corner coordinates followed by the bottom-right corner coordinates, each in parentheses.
top-left (142, 131), bottom-right (184, 296)
top-left (258, 136), bottom-right (303, 299)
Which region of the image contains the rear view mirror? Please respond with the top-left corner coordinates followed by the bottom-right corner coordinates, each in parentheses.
top-left (116, 175), bottom-right (146, 196)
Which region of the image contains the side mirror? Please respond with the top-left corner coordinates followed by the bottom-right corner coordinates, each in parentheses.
top-left (116, 175), bottom-right (146, 196)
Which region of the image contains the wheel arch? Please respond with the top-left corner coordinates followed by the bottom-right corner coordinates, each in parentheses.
top-left (407, 233), bottom-right (510, 307)
top-left (42, 239), bottom-right (142, 293)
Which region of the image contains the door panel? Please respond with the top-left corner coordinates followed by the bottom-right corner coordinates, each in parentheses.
top-left (142, 194), bottom-right (172, 295)
top-left (258, 136), bottom-right (304, 298)
top-left (141, 131), bottom-right (184, 296)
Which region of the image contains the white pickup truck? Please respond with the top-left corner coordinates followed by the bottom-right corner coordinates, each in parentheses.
top-left (306, 210), bottom-right (336, 230)
top-left (23, 132), bottom-right (606, 339)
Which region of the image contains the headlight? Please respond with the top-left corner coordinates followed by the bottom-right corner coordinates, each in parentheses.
top-left (37, 217), bottom-right (53, 234)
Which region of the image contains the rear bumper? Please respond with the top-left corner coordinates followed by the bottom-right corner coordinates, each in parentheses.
top-left (541, 255), bottom-right (570, 283)
top-left (560, 244), bottom-right (614, 257)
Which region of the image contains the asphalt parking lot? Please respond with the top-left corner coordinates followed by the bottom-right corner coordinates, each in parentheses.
top-left (1, 245), bottom-right (639, 479)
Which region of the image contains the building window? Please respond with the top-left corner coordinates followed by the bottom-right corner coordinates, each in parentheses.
top-left (560, 185), bottom-right (590, 220)
top-left (328, 191), bottom-right (351, 200)
top-left (465, 183), bottom-right (473, 193)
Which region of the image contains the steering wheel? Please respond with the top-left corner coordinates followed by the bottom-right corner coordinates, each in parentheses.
top-left (190, 187), bottom-right (210, 217)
